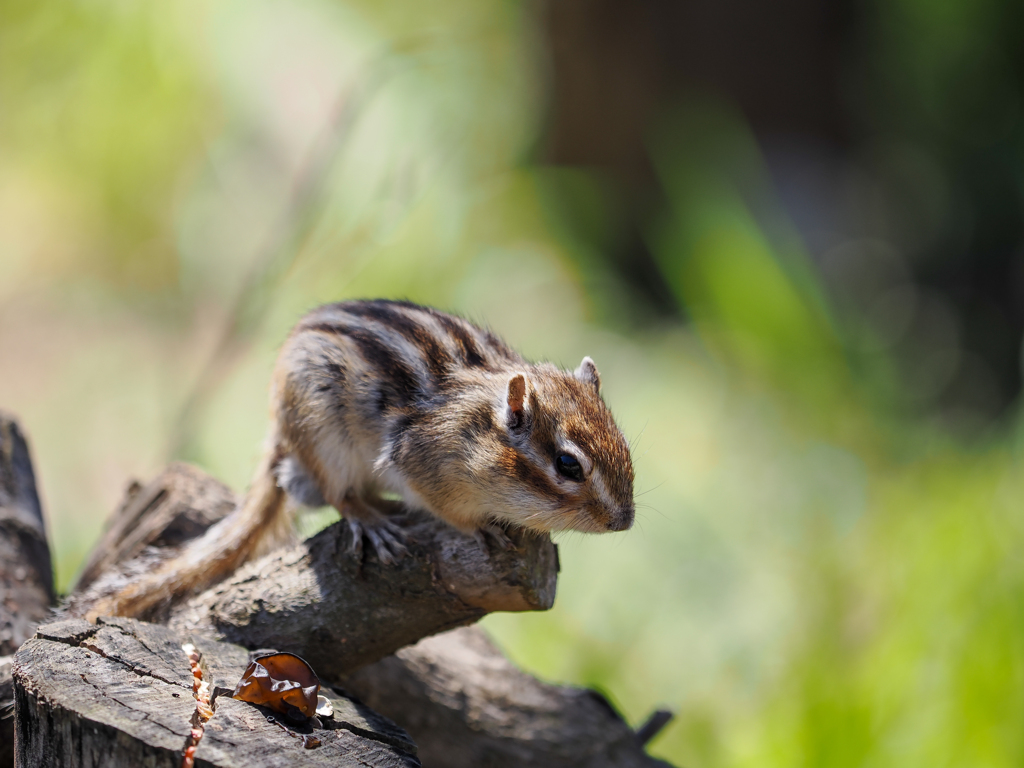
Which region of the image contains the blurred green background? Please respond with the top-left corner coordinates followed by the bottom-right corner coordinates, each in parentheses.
top-left (3, 0), bottom-right (1024, 764)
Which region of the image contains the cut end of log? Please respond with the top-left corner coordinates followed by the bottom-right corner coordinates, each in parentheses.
top-left (433, 525), bottom-right (558, 612)
top-left (13, 618), bottom-right (421, 768)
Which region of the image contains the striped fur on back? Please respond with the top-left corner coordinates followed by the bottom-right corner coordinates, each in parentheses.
top-left (95, 299), bottom-right (635, 619)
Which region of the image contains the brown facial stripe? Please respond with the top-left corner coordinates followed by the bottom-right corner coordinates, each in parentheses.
top-left (497, 446), bottom-right (568, 505)
top-left (434, 314), bottom-right (486, 367)
top-left (529, 419), bottom-right (558, 465)
top-left (554, 392), bottom-right (635, 506)
top-left (342, 301), bottom-right (454, 379)
top-left (303, 322), bottom-right (421, 406)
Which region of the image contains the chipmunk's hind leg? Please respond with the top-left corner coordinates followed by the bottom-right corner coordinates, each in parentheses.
top-left (340, 492), bottom-right (408, 565)
top-left (276, 455), bottom-right (326, 508)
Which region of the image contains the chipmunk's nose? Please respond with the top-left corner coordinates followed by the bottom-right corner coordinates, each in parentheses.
top-left (607, 504), bottom-right (634, 531)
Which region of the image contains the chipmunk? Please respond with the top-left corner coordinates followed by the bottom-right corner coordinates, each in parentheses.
top-left (97, 299), bottom-right (635, 618)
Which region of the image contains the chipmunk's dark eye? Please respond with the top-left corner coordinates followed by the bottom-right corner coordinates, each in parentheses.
top-left (556, 454), bottom-right (583, 482)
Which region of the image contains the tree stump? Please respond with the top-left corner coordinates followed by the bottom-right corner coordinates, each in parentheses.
top-left (13, 617), bottom-right (419, 768)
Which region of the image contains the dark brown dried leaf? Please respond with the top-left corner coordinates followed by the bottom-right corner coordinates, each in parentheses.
top-left (231, 652), bottom-right (320, 720)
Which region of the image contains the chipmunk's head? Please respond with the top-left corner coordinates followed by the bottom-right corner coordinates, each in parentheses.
top-left (486, 357), bottom-right (635, 534)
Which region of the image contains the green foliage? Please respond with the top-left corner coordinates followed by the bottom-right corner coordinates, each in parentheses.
top-left (0, 0), bottom-right (213, 287)
top-left (649, 103), bottom-right (852, 426)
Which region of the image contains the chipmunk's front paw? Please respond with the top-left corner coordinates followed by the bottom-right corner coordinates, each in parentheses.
top-left (474, 523), bottom-right (516, 553)
top-left (345, 517), bottom-right (408, 565)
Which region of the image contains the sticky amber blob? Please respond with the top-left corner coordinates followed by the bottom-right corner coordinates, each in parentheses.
top-left (231, 652), bottom-right (320, 720)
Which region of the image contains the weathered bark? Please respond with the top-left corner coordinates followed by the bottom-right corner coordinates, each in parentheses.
top-left (66, 464), bottom-right (559, 680)
top-left (0, 414), bottom-right (54, 768)
top-left (0, 414), bottom-right (53, 654)
top-left (343, 626), bottom-right (674, 768)
top-left (13, 617), bottom-right (420, 767)
top-left (74, 463), bottom-right (237, 593)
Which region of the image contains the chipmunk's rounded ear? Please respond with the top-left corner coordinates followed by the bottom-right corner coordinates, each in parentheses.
top-left (574, 356), bottom-right (601, 394)
top-left (505, 373), bottom-right (529, 432)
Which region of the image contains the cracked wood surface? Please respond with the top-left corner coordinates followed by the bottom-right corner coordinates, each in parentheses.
top-left (13, 618), bottom-right (420, 768)
top-left (344, 626), bottom-right (674, 768)
top-left (67, 464), bottom-right (559, 680)
top-left (0, 413), bottom-right (54, 768)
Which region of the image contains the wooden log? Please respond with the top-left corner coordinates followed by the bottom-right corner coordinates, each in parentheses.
top-left (342, 626), bottom-right (675, 768)
top-left (60, 464), bottom-right (674, 767)
top-left (12, 617), bottom-right (420, 767)
top-left (67, 464), bottom-right (559, 680)
top-left (0, 414), bottom-right (54, 768)
top-left (167, 503), bottom-right (558, 680)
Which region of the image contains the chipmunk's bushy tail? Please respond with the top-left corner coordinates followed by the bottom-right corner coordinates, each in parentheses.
top-left (90, 446), bottom-right (290, 620)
